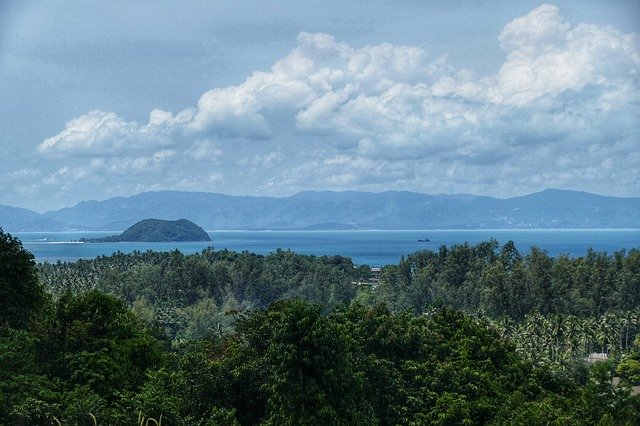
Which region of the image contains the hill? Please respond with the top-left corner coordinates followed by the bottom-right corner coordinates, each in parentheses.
top-left (0, 204), bottom-right (75, 231)
top-left (2, 189), bottom-right (639, 231)
top-left (84, 219), bottom-right (211, 242)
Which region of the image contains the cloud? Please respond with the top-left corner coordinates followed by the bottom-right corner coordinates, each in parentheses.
top-left (40, 110), bottom-right (131, 154)
top-left (39, 109), bottom-right (182, 156)
top-left (490, 4), bottom-right (639, 105)
top-left (35, 4), bottom-right (639, 201)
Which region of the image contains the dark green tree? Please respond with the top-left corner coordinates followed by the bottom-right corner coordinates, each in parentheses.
top-left (0, 228), bottom-right (45, 329)
top-left (39, 290), bottom-right (165, 399)
top-left (236, 299), bottom-right (375, 425)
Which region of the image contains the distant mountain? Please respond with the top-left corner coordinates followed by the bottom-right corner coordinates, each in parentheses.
top-left (2, 189), bottom-right (638, 231)
top-left (0, 204), bottom-right (74, 232)
top-left (83, 219), bottom-right (211, 242)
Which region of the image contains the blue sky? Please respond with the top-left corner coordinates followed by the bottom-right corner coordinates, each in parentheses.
top-left (1, 1), bottom-right (638, 211)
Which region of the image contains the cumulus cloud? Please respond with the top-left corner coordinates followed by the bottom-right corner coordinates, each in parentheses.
top-left (36, 4), bottom-right (639, 200)
top-left (39, 109), bottom-right (183, 156)
top-left (40, 110), bottom-right (132, 153)
top-left (490, 4), bottom-right (639, 105)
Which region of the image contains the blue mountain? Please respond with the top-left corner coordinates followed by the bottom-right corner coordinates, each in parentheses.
top-left (1, 189), bottom-right (638, 231)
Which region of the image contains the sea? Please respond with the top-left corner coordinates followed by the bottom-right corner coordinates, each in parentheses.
top-left (13, 229), bottom-right (640, 266)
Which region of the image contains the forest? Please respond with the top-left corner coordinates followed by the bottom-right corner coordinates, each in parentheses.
top-left (2, 228), bottom-right (640, 424)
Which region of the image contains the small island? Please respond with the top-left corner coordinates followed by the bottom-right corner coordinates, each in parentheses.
top-left (82, 219), bottom-right (211, 242)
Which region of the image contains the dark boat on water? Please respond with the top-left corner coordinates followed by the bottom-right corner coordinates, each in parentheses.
top-left (418, 238), bottom-right (430, 242)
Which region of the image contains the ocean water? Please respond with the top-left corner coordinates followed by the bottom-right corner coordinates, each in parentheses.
top-left (13, 229), bottom-right (640, 266)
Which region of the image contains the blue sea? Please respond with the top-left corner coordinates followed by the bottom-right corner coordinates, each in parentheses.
top-left (13, 229), bottom-right (640, 266)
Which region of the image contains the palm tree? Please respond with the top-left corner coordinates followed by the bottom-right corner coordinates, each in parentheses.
top-left (582, 316), bottom-right (598, 355)
top-left (627, 308), bottom-right (640, 351)
top-left (563, 315), bottom-right (582, 359)
top-left (597, 312), bottom-right (619, 354)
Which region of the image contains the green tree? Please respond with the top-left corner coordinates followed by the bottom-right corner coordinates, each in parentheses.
top-left (0, 228), bottom-right (45, 329)
top-left (525, 248), bottom-right (554, 315)
top-left (237, 299), bottom-right (374, 425)
top-left (40, 290), bottom-right (165, 399)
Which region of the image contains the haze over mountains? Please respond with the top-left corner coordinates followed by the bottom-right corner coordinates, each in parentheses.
top-left (1, 189), bottom-right (639, 232)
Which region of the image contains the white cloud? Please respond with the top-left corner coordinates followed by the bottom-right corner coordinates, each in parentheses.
top-left (39, 109), bottom-right (181, 156)
top-left (35, 4), bottom-right (639, 201)
top-left (490, 4), bottom-right (639, 105)
top-left (40, 110), bottom-right (131, 153)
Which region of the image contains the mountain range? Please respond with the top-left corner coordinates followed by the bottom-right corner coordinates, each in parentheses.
top-left (1, 189), bottom-right (639, 231)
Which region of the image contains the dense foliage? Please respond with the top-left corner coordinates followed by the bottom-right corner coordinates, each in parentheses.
top-left (371, 240), bottom-right (640, 317)
top-left (38, 248), bottom-right (360, 340)
top-left (0, 228), bottom-right (45, 329)
top-left (2, 227), bottom-right (639, 423)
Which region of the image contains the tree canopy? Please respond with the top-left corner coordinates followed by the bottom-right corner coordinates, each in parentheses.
top-left (0, 228), bottom-right (45, 329)
top-left (1, 236), bottom-right (639, 423)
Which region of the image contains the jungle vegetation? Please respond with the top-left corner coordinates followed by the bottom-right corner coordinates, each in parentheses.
top-left (1, 228), bottom-right (639, 424)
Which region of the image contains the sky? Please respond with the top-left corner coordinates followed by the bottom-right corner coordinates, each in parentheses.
top-left (1, 1), bottom-right (638, 212)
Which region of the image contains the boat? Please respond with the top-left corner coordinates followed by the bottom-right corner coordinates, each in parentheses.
top-left (417, 238), bottom-right (430, 242)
